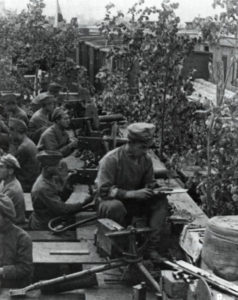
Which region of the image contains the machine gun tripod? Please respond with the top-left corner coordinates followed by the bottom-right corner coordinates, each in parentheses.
top-left (10, 224), bottom-right (162, 297)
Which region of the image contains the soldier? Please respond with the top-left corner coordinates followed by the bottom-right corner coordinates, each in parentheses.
top-left (29, 151), bottom-right (91, 230)
top-left (48, 82), bottom-right (62, 100)
top-left (96, 122), bottom-right (168, 260)
top-left (0, 154), bottom-right (26, 225)
top-left (8, 118), bottom-right (40, 192)
top-left (28, 93), bottom-right (55, 144)
top-left (37, 107), bottom-right (78, 157)
top-left (0, 193), bottom-right (33, 288)
top-left (3, 94), bottom-right (28, 125)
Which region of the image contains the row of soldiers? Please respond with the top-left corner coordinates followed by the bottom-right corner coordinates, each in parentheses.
top-left (0, 84), bottom-right (92, 288)
top-left (0, 84), bottom-right (168, 290)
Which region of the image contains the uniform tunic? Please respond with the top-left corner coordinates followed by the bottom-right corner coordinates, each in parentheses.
top-left (8, 106), bottom-right (29, 125)
top-left (0, 221), bottom-right (33, 288)
top-left (28, 108), bottom-right (52, 144)
top-left (9, 136), bottom-right (40, 192)
top-left (29, 175), bottom-right (84, 230)
top-left (96, 145), bottom-right (155, 198)
top-left (37, 124), bottom-right (72, 157)
top-left (0, 178), bottom-right (26, 225)
top-left (96, 145), bottom-right (168, 249)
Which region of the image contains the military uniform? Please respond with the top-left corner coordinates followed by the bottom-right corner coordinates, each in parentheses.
top-left (96, 123), bottom-right (168, 252)
top-left (0, 193), bottom-right (33, 288)
top-left (8, 106), bottom-right (29, 125)
top-left (37, 124), bottom-right (73, 157)
top-left (9, 136), bottom-right (40, 192)
top-left (29, 174), bottom-right (85, 230)
top-left (28, 108), bottom-right (53, 144)
top-left (0, 178), bottom-right (25, 225)
top-left (0, 154), bottom-right (26, 224)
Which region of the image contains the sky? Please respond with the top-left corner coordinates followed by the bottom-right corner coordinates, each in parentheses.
top-left (3, 0), bottom-right (221, 24)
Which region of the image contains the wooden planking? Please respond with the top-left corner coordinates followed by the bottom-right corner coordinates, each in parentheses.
top-left (62, 155), bottom-right (84, 171)
top-left (33, 240), bottom-right (104, 264)
top-left (148, 150), bottom-right (168, 174)
top-left (0, 289), bottom-right (85, 300)
top-left (28, 230), bottom-right (76, 241)
top-left (160, 178), bottom-right (208, 227)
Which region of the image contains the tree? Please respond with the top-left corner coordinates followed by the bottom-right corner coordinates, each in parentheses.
top-left (97, 0), bottom-right (198, 156)
top-left (190, 0), bottom-right (238, 216)
top-left (0, 0), bottom-right (80, 94)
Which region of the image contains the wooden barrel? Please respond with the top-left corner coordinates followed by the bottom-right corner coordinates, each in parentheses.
top-left (201, 216), bottom-right (238, 281)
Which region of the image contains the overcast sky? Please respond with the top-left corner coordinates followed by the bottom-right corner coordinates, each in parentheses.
top-left (3, 0), bottom-right (221, 24)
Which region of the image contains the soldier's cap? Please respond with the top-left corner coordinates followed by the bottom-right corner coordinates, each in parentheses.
top-left (48, 82), bottom-right (62, 91)
top-left (127, 122), bottom-right (155, 145)
top-left (52, 107), bottom-right (67, 122)
top-left (0, 193), bottom-right (16, 222)
top-left (2, 93), bottom-right (17, 104)
top-left (0, 154), bottom-right (21, 170)
top-left (32, 92), bottom-right (55, 106)
top-left (37, 150), bottom-right (63, 167)
top-left (8, 117), bottom-right (27, 133)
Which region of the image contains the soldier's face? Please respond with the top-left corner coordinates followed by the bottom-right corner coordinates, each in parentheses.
top-left (58, 113), bottom-right (70, 129)
top-left (131, 142), bottom-right (149, 158)
top-left (45, 101), bottom-right (55, 113)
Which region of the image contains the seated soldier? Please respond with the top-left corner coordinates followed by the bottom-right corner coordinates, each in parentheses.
top-left (0, 154), bottom-right (26, 225)
top-left (8, 118), bottom-right (40, 192)
top-left (3, 93), bottom-right (29, 125)
top-left (96, 122), bottom-right (168, 260)
top-left (29, 151), bottom-right (91, 230)
top-left (48, 82), bottom-right (62, 101)
top-left (28, 93), bottom-right (55, 144)
top-left (0, 193), bottom-right (33, 288)
top-left (37, 107), bottom-right (78, 157)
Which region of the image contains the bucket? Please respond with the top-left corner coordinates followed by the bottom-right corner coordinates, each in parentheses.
top-left (201, 216), bottom-right (238, 281)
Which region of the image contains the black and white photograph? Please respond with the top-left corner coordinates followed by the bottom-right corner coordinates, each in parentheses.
top-left (0, 0), bottom-right (237, 299)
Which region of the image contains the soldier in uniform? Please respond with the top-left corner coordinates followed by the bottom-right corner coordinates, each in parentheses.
top-left (96, 122), bottom-right (168, 260)
top-left (28, 93), bottom-right (55, 144)
top-left (0, 154), bottom-right (26, 225)
top-left (29, 151), bottom-right (91, 230)
top-left (8, 118), bottom-right (40, 192)
top-left (37, 107), bottom-right (78, 157)
top-left (3, 94), bottom-right (28, 125)
top-left (0, 193), bottom-right (33, 288)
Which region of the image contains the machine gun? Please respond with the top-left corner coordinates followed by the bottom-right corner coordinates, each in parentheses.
top-left (69, 114), bottom-right (127, 137)
top-left (10, 222), bottom-right (162, 297)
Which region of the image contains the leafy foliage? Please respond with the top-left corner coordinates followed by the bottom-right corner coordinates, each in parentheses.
top-left (0, 0), bottom-right (80, 93)
top-left (97, 0), bottom-right (197, 156)
top-left (184, 0), bottom-right (238, 216)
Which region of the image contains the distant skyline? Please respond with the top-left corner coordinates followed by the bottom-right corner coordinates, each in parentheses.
top-left (3, 0), bottom-right (222, 24)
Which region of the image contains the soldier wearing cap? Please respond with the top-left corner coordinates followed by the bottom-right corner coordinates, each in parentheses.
top-left (96, 122), bottom-right (168, 260)
top-left (28, 93), bottom-right (55, 144)
top-left (0, 193), bottom-right (33, 288)
top-left (48, 82), bottom-right (62, 98)
top-left (29, 150), bottom-right (91, 230)
top-left (3, 94), bottom-right (28, 125)
top-left (0, 154), bottom-right (26, 225)
top-left (37, 107), bottom-right (78, 157)
top-left (8, 118), bottom-right (40, 192)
